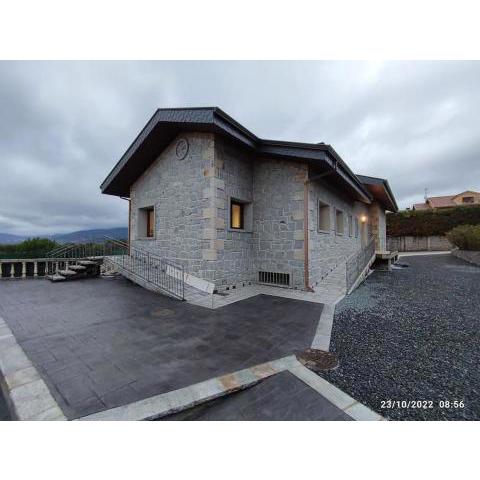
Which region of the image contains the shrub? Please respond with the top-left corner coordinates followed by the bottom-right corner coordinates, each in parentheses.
top-left (0, 237), bottom-right (58, 259)
top-left (387, 205), bottom-right (480, 237)
top-left (447, 225), bottom-right (480, 251)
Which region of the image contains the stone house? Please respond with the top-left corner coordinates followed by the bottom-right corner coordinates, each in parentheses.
top-left (101, 107), bottom-right (398, 292)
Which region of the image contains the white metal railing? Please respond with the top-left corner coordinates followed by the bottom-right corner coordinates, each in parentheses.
top-left (345, 236), bottom-right (376, 291)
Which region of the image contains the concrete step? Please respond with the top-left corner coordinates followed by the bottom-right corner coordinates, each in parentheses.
top-left (47, 274), bottom-right (66, 282)
top-left (68, 265), bottom-right (87, 272)
top-left (58, 269), bottom-right (78, 276)
top-left (78, 260), bottom-right (98, 266)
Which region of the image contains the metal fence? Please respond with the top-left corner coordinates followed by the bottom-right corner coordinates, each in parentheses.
top-left (345, 236), bottom-right (376, 291)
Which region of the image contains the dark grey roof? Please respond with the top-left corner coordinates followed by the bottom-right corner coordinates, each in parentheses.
top-left (356, 174), bottom-right (399, 212)
top-left (100, 107), bottom-right (375, 203)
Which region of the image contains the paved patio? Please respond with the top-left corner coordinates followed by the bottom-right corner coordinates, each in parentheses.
top-left (0, 276), bottom-right (322, 419)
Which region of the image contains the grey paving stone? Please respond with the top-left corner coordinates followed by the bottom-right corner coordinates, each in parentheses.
top-left (0, 277), bottom-right (323, 419)
top-left (3, 366), bottom-right (39, 390)
top-left (162, 371), bottom-right (352, 421)
top-left (100, 385), bottom-right (143, 410)
top-left (9, 379), bottom-right (62, 421)
top-left (0, 388), bottom-right (11, 421)
top-left (0, 345), bottom-right (32, 376)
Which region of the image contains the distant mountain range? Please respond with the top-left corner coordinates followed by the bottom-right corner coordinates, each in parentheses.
top-left (0, 232), bottom-right (26, 244)
top-left (0, 227), bottom-right (128, 245)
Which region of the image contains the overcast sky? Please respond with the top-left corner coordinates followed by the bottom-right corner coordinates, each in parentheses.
top-left (1, 61), bottom-right (479, 236)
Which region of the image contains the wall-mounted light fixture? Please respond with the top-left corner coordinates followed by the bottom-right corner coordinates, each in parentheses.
top-left (360, 215), bottom-right (368, 223)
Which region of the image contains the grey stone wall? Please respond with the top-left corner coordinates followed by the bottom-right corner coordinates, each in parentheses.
top-left (130, 132), bottom-right (215, 280)
top-left (387, 235), bottom-right (452, 252)
top-left (214, 137), bottom-right (255, 287)
top-left (130, 132), bottom-right (386, 292)
top-left (252, 158), bottom-right (307, 288)
top-left (308, 179), bottom-right (368, 287)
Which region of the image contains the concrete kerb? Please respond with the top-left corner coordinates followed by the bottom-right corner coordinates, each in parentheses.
top-left (0, 316), bottom-right (66, 421)
top-left (311, 304), bottom-right (335, 351)
top-left (311, 290), bottom-right (345, 352)
top-left (78, 355), bottom-right (298, 421)
top-left (398, 251), bottom-right (450, 257)
top-left (287, 359), bottom-right (384, 421)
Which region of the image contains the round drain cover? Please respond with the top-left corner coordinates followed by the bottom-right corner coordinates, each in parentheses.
top-left (296, 348), bottom-right (339, 372)
top-left (151, 308), bottom-right (175, 317)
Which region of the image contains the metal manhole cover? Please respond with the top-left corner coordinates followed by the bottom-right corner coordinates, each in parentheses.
top-left (151, 308), bottom-right (175, 317)
top-left (296, 348), bottom-right (339, 372)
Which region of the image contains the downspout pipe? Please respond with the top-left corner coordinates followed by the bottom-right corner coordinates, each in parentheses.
top-left (303, 161), bottom-right (338, 291)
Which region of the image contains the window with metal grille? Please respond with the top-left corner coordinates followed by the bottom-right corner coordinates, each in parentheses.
top-left (258, 271), bottom-right (290, 286)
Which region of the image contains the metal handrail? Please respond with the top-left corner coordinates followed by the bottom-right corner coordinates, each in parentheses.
top-left (103, 237), bottom-right (185, 300)
top-left (46, 243), bottom-right (75, 258)
top-left (345, 236), bottom-right (376, 291)
top-left (103, 235), bottom-right (184, 269)
top-left (44, 236), bottom-right (185, 299)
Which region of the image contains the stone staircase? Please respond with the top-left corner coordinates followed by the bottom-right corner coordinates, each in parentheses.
top-left (47, 260), bottom-right (101, 282)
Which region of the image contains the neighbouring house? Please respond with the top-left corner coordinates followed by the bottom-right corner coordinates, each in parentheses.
top-left (100, 107), bottom-right (398, 292)
top-left (413, 190), bottom-right (480, 210)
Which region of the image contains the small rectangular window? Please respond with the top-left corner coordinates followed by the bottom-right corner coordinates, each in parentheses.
top-left (231, 201), bottom-right (244, 229)
top-left (138, 206), bottom-right (155, 238)
top-left (335, 209), bottom-right (344, 235)
top-left (348, 214), bottom-right (353, 237)
top-left (146, 208), bottom-right (154, 237)
top-left (318, 201), bottom-right (330, 232)
top-left (462, 196), bottom-right (474, 204)
top-left (355, 218), bottom-right (359, 238)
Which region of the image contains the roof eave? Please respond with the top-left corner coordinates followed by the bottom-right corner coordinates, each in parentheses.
top-left (100, 108), bottom-right (378, 203)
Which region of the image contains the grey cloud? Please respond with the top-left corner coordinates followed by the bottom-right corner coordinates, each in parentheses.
top-left (1, 61), bottom-right (479, 236)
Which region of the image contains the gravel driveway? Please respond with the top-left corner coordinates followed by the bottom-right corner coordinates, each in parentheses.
top-left (320, 253), bottom-right (480, 420)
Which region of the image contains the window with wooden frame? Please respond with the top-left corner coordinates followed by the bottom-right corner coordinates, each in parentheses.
top-left (138, 206), bottom-right (155, 238)
top-left (318, 201), bottom-right (331, 232)
top-left (230, 201), bottom-right (244, 230)
top-left (146, 207), bottom-right (155, 237)
top-left (335, 208), bottom-right (344, 235)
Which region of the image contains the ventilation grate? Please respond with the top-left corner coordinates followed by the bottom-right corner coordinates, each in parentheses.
top-left (258, 271), bottom-right (290, 286)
